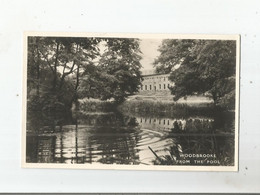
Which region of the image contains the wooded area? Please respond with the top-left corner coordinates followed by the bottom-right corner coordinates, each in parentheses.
top-left (27, 37), bottom-right (237, 127)
top-left (154, 39), bottom-right (236, 109)
top-left (27, 37), bottom-right (143, 122)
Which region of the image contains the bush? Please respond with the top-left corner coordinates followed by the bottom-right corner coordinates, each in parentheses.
top-left (117, 100), bottom-right (215, 119)
top-left (78, 98), bottom-right (116, 113)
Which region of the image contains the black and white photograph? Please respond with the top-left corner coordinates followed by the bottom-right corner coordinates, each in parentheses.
top-left (22, 33), bottom-right (239, 171)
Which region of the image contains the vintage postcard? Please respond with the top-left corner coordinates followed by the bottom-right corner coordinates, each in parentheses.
top-left (22, 32), bottom-right (240, 171)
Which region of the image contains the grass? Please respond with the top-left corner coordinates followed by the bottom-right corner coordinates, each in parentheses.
top-left (78, 98), bottom-right (116, 113)
top-left (77, 98), bottom-right (227, 121)
top-left (117, 100), bottom-right (215, 119)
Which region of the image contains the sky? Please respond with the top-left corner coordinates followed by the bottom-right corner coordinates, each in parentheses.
top-left (58, 39), bottom-right (163, 74)
top-left (139, 39), bottom-right (162, 70)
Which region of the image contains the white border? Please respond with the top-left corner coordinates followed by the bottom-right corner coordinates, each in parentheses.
top-left (22, 32), bottom-right (240, 171)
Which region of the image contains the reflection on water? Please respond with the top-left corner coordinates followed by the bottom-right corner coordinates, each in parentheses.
top-left (26, 111), bottom-right (235, 166)
top-left (136, 117), bottom-right (215, 132)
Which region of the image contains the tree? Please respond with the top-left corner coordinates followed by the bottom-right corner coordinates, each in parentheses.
top-left (27, 36), bottom-right (143, 128)
top-left (100, 38), bottom-right (143, 102)
top-left (154, 39), bottom-right (236, 108)
top-left (27, 37), bottom-right (101, 126)
top-left (79, 38), bottom-right (143, 102)
top-left (153, 39), bottom-right (196, 74)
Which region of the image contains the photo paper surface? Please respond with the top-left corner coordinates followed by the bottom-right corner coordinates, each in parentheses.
top-left (22, 32), bottom-right (239, 171)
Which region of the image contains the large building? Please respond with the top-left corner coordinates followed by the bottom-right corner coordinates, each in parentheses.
top-left (139, 69), bottom-right (173, 94)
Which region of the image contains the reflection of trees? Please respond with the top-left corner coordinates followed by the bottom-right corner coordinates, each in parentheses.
top-left (77, 111), bottom-right (139, 127)
top-left (152, 112), bottom-right (235, 166)
top-left (80, 113), bottom-right (141, 164)
top-left (136, 115), bottom-right (216, 134)
top-left (171, 119), bottom-right (214, 133)
top-left (26, 136), bottom-right (38, 162)
top-left (169, 111), bottom-right (234, 134)
top-left (179, 134), bottom-right (233, 165)
top-left (27, 112), bottom-right (142, 164)
top-left (91, 113), bottom-right (141, 164)
top-left (153, 134), bottom-right (234, 166)
top-left (27, 106), bottom-right (74, 135)
top-left (77, 114), bottom-right (141, 165)
top-left (94, 127), bottom-right (141, 164)
top-left (26, 135), bottom-right (56, 163)
top-left (26, 105), bottom-right (235, 166)
top-left (59, 126), bottom-right (64, 163)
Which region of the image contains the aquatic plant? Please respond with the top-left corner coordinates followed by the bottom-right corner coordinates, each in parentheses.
top-left (118, 100), bottom-right (215, 119)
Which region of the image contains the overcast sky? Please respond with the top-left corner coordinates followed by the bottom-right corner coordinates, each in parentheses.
top-left (139, 39), bottom-right (162, 70)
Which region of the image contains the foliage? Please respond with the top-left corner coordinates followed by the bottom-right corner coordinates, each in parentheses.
top-left (152, 133), bottom-right (235, 166)
top-left (79, 38), bottom-right (143, 102)
top-left (78, 99), bottom-right (116, 113)
top-left (118, 100), bottom-right (215, 119)
top-left (27, 37), bottom-right (143, 129)
top-left (154, 39), bottom-right (236, 109)
top-left (27, 37), bottom-right (102, 127)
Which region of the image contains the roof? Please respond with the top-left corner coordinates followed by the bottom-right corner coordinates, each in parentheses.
top-left (141, 69), bottom-right (170, 77)
top-left (142, 73), bottom-right (170, 77)
top-left (141, 69), bottom-right (156, 75)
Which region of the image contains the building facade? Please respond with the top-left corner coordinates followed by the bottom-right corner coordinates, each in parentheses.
top-left (139, 69), bottom-right (173, 94)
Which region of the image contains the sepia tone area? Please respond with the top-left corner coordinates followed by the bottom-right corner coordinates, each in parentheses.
top-left (25, 35), bottom-right (237, 168)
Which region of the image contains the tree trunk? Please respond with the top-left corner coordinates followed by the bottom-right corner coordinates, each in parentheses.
top-left (212, 92), bottom-right (218, 107)
top-left (36, 45), bottom-right (40, 97)
top-left (73, 65), bottom-right (80, 109)
top-left (52, 41), bottom-right (60, 91)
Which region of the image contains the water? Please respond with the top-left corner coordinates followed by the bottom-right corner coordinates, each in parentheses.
top-left (26, 111), bottom-right (235, 166)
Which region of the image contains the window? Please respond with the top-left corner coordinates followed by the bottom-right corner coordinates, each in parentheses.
top-left (159, 84), bottom-right (161, 89)
top-left (164, 84), bottom-right (166, 89)
top-left (141, 86), bottom-right (143, 90)
top-left (150, 85), bottom-right (152, 90)
top-left (145, 85), bottom-right (147, 90)
top-left (154, 86), bottom-right (156, 91)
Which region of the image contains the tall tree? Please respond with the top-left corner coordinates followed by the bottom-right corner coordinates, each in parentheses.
top-left (27, 37), bottom-right (41, 97)
top-left (80, 38), bottom-right (143, 102)
top-left (154, 39), bottom-right (196, 74)
top-left (27, 37), bottom-right (102, 125)
top-left (28, 36), bottom-right (143, 122)
top-left (100, 38), bottom-right (143, 102)
top-left (154, 39), bottom-right (236, 108)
